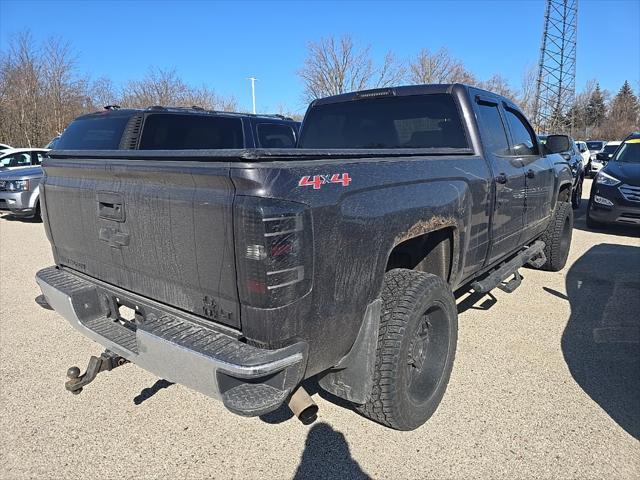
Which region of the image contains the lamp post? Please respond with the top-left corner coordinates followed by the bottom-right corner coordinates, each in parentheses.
top-left (248, 77), bottom-right (257, 114)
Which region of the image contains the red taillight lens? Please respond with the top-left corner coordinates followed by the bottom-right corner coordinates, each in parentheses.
top-left (234, 196), bottom-right (313, 308)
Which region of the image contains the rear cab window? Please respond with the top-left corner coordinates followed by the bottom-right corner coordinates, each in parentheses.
top-left (475, 101), bottom-right (510, 156)
top-left (299, 93), bottom-right (469, 149)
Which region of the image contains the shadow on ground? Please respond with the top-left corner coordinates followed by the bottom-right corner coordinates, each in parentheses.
top-left (133, 379), bottom-right (174, 405)
top-left (0, 212), bottom-right (40, 223)
top-left (561, 243), bottom-right (640, 439)
top-left (293, 422), bottom-right (370, 480)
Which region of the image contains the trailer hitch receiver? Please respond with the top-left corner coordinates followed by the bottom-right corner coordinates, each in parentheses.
top-left (65, 350), bottom-right (128, 394)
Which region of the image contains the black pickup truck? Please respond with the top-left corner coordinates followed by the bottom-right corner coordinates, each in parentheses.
top-left (36, 84), bottom-right (574, 430)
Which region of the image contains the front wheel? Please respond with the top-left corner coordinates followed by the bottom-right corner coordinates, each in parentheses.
top-left (358, 269), bottom-right (458, 431)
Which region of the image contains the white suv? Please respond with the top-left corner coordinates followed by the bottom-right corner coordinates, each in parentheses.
top-left (575, 141), bottom-right (590, 167)
top-left (590, 141), bottom-right (621, 176)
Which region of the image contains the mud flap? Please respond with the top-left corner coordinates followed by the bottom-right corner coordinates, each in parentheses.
top-left (318, 299), bottom-right (382, 404)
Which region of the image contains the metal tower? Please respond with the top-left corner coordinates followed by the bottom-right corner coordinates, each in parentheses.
top-left (533, 0), bottom-right (578, 133)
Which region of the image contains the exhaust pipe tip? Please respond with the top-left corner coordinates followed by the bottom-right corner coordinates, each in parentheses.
top-left (288, 386), bottom-right (318, 425)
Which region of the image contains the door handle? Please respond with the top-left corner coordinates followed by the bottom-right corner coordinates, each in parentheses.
top-left (526, 169), bottom-right (535, 179)
top-left (496, 173), bottom-right (508, 184)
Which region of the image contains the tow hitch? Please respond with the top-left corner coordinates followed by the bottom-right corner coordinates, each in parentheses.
top-left (65, 350), bottom-right (128, 394)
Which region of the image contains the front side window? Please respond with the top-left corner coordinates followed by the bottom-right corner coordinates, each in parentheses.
top-left (257, 123), bottom-right (296, 148)
top-left (299, 93), bottom-right (469, 149)
top-left (504, 109), bottom-right (538, 156)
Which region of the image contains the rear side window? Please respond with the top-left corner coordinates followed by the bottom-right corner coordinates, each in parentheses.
top-left (504, 109), bottom-right (538, 156)
top-left (257, 123), bottom-right (296, 148)
top-left (299, 94), bottom-right (468, 149)
top-left (475, 103), bottom-right (510, 156)
top-left (56, 115), bottom-right (131, 150)
top-left (139, 114), bottom-right (244, 149)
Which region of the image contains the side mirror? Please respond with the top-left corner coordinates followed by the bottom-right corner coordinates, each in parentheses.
top-left (596, 152), bottom-right (607, 161)
top-left (544, 134), bottom-right (571, 154)
top-left (561, 153), bottom-right (571, 161)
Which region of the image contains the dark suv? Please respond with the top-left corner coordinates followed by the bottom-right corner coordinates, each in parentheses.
top-left (53, 107), bottom-right (300, 150)
top-left (587, 132), bottom-right (640, 227)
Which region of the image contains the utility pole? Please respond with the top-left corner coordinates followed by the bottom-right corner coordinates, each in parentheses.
top-left (533, 0), bottom-right (578, 134)
top-left (248, 77), bottom-right (257, 114)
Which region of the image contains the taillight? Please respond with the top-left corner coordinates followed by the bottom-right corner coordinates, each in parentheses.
top-left (234, 196), bottom-right (313, 308)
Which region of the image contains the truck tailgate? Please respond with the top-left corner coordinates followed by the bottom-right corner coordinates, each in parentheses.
top-left (42, 157), bottom-right (240, 328)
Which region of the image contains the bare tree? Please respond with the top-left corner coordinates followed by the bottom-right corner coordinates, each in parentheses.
top-left (0, 31), bottom-right (45, 146)
top-left (516, 64), bottom-right (538, 118)
top-left (42, 37), bottom-right (89, 136)
top-left (479, 74), bottom-right (517, 101)
top-left (299, 35), bottom-right (403, 102)
top-left (120, 67), bottom-right (237, 111)
top-left (409, 48), bottom-right (475, 84)
top-left (90, 76), bottom-right (119, 109)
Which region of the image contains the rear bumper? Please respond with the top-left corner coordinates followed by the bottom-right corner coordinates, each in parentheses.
top-left (36, 266), bottom-right (307, 416)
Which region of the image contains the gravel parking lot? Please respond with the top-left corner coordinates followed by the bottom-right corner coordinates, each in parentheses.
top-left (1, 178), bottom-right (638, 480)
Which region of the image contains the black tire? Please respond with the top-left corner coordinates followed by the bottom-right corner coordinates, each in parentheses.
top-left (33, 202), bottom-right (42, 222)
top-left (539, 201), bottom-right (573, 271)
top-left (358, 269), bottom-right (458, 431)
top-left (571, 177), bottom-right (583, 209)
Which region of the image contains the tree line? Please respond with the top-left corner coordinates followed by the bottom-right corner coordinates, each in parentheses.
top-left (1, 32), bottom-right (638, 148)
top-left (299, 35), bottom-right (639, 141)
top-left (0, 32), bottom-right (238, 147)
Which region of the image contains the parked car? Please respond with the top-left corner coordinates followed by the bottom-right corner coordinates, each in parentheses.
top-left (36, 84), bottom-right (573, 431)
top-left (587, 133), bottom-right (640, 227)
top-left (0, 143), bottom-right (12, 150)
top-left (0, 148), bottom-right (49, 171)
top-left (50, 106), bottom-right (300, 150)
top-left (589, 141), bottom-right (621, 176)
top-left (575, 141), bottom-right (590, 166)
top-left (0, 165), bottom-right (43, 220)
top-left (585, 140), bottom-right (607, 176)
top-left (539, 134), bottom-right (585, 208)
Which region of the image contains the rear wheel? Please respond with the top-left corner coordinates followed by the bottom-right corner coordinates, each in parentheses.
top-left (538, 201), bottom-right (573, 271)
top-left (358, 269), bottom-right (458, 431)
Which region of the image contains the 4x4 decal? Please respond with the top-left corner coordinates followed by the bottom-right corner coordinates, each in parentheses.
top-left (298, 173), bottom-right (351, 190)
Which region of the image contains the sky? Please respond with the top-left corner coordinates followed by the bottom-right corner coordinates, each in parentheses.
top-left (1, 0), bottom-right (639, 114)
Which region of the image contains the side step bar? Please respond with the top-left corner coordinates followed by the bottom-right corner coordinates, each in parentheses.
top-left (471, 241), bottom-right (546, 294)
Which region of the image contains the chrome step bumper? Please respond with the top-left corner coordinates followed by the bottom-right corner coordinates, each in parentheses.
top-left (36, 266), bottom-right (307, 416)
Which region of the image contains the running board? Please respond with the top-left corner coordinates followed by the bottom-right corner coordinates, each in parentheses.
top-left (471, 241), bottom-right (546, 294)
